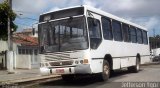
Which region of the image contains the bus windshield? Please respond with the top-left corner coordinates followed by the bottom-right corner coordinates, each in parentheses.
top-left (38, 16), bottom-right (88, 53)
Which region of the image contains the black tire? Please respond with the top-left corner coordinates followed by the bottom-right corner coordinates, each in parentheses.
top-left (62, 74), bottom-right (75, 81)
top-left (128, 57), bottom-right (140, 73)
top-left (98, 60), bottom-right (110, 81)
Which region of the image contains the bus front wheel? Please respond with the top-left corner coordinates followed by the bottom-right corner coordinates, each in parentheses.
top-left (98, 60), bottom-right (110, 81)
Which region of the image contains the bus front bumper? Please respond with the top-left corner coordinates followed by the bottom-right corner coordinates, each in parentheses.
top-left (40, 64), bottom-right (92, 75)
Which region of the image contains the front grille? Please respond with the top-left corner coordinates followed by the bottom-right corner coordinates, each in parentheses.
top-left (49, 61), bottom-right (73, 66)
top-left (44, 51), bottom-right (78, 61)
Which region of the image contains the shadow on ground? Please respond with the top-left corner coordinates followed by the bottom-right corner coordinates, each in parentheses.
top-left (39, 69), bottom-right (143, 88)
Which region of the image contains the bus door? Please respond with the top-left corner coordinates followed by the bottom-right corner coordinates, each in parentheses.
top-left (87, 11), bottom-right (102, 50)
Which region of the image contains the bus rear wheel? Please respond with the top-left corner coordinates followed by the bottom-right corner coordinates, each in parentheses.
top-left (128, 57), bottom-right (140, 73)
top-left (99, 60), bottom-right (110, 81)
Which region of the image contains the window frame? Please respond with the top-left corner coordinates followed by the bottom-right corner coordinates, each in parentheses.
top-left (112, 20), bottom-right (123, 41)
top-left (136, 28), bottom-right (143, 44)
top-left (130, 26), bottom-right (137, 43)
top-left (87, 17), bottom-right (102, 49)
top-left (142, 30), bottom-right (148, 45)
top-left (101, 16), bottom-right (113, 40)
top-left (122, 23), bottom-right (131, 42)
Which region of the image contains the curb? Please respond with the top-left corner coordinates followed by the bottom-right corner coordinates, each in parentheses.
top-left (0, 75), bottom-right (61, 85)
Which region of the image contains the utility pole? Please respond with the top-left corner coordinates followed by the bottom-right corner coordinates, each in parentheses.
top-left (7, 0), bottom-right (14, 73)
top-left (7, 0), bottom-right (12, 51)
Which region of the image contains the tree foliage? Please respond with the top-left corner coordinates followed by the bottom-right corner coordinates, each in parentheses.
top-left (0, 1), bottom-right (17, 40)
top-left (149, 35), bottom-right (160, 49)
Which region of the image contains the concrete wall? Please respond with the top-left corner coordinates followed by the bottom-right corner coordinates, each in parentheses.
top-left (16, 55), bottom-right (31, 69)
top-left (0, 40), bottom-right (8, 52)
top-left (0, 41), bottom-right (8, 69)
top-left (31, 54), bottom-right (40, 69)
top-left (0, 40), bottom-right (40, 69)
top-left (16, 54), bottom-right (40, 69)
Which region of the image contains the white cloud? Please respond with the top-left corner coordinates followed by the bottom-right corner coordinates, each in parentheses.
top-left (80, 0), bottom-right (160, 17)
top-left (13, 0), bottom-right (160, 35)
top-left (83, 0), bottom-right (97, 7)
top-left (144, 17), bottom-right (160, 30)
top-left (48, 7), bottom-right (60, 13)
top-left (13, 0), bottom-right (83, 15)
top-left (13, 0), bottom-right (49, 15)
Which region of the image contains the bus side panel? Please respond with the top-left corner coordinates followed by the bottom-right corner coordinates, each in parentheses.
top-left (128, 57), bottom-right (136, 66)
top-left (141, 56), bottom-right (151, 64)
top-left (90, 59), bottom-right (103, 73)
top-left (120, 58), bottom-right (130, 68)
top-left (113, 58), bottom-right (121, 70)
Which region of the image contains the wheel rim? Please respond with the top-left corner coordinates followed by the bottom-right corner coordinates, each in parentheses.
top-left (104, 65), bottom-right (109, 75)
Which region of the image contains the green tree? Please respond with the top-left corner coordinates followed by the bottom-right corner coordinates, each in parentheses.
top-left (149, 35), bottom-right (160, 49)
top-left (0, 1), bottom-right (17, 40)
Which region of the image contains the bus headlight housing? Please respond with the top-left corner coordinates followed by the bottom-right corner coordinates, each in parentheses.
top-left (75, 60), bottom-right (79, 64)
top-left (80, 60), bottom-right (83, 64)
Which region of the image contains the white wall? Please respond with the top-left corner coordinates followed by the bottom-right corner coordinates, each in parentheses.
top-left (0, 40), bottom-right (8, 52)
top-left (16, 55), bottom-right (31, 69)
top-left (16, 54), bottom-right (40, 69)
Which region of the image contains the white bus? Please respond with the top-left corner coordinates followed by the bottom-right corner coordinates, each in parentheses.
top-left (38, 5), bottom-right (150, 81)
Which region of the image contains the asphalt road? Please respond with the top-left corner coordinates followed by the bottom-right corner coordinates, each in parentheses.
top-left (26, 64), bottom-right (160, 88)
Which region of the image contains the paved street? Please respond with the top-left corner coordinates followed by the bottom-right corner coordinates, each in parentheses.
top-left (21, 64), bottom-right (160, 88)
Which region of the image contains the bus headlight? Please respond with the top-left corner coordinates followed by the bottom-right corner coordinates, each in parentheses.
top-left (80, 60), bottom-right (83, 64)
top-left (79, 59), bottom-right (88, 64)
top-left (75, 60), bottom-right (79, 64)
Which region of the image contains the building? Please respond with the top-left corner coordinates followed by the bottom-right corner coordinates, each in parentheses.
top-left (12, 29), bottom-right (39, 69)
top-left (0, 40), bottom-right (8, 70)
top-left (0, 28), bottom-right (40, 70)
top-left (13, 28), bottom-right (38, 37)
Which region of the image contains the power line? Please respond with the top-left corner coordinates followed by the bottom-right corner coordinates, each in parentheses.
top-left (17, 16), bottom-right (38, 21)
top-left (13, 10), bottom-right (40, 15)
top-left (15, 22), bottom-right (32, 27)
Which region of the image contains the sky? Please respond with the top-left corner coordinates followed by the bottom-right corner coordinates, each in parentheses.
top-left (1, 0), bottom-right (160, 36)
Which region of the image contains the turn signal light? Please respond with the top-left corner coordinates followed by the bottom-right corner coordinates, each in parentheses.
top-left (83, 59), bottom-right (88, 64)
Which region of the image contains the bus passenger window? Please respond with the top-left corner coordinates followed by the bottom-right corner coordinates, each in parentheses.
top-left (143, 31), bottom-right (148, 44)
top-left (122, 23), bottom-right (130, 42)
top-left (101, 17), bottom-right (113, 40)
top-left (130, 26), bottom-right (137, 43)
top-left (112, 20), bottom-right (122, 41)
top-left (137, 28), bottom-right (143, 44)
top-left (88, 17), bottom-right (102, 49)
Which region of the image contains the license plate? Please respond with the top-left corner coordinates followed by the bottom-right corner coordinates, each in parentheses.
top-left (56, 69), bottom-right (64, 73)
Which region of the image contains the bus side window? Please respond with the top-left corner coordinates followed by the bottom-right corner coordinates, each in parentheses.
top-left (101, 17), bottom-right (113, 40)
top-left (112, 20), bottom-right (123, 41)
top-left (137, 28), bottom-right (143, 44)
top-left (130, 26), bottom-right (137, 43)
top-left (122, 23), bottom-right (130, 42)
top-left (143, 30), bottom-right (148, 44)
top-left (88, 17), bottom-right (102, 49)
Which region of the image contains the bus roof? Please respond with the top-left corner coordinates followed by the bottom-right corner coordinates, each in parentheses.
top-left (41, 5), bottom-right (147, 31)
